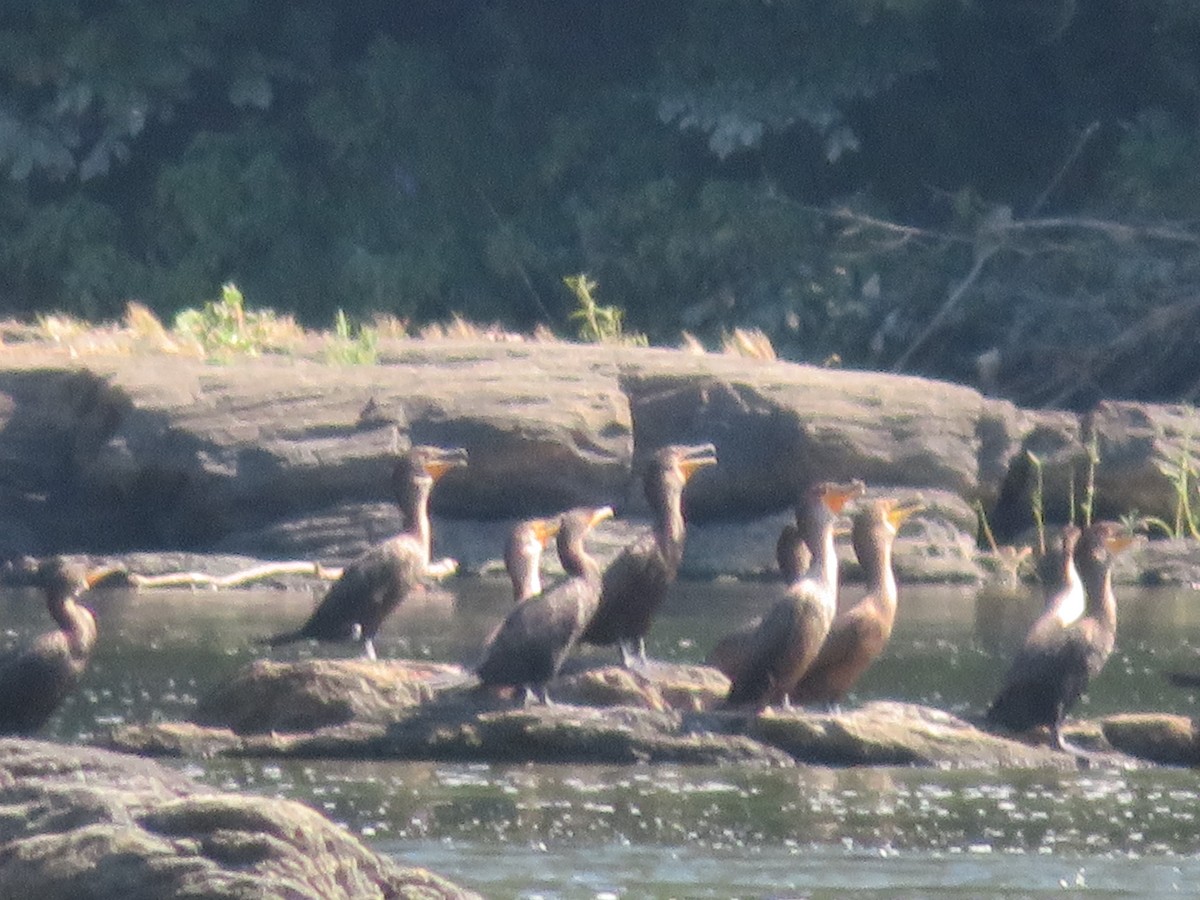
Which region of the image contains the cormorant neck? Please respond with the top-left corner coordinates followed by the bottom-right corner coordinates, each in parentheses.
top-left (808, 522), bottom-right (839, 599)
top-left (855, 529), bottom-right (896, 609)
top-left (48, 595), bottom-right (96, 657)
top-left (653, 482), bottom-right (686, 564)
top-left (401, 479), bottom-right (435, 564)
top-left (1081, 560), bottom-right (1117, 631)
top-left (512, 555), bottom-right (542, 601)
top-left (1051, 560), bottom-right (1086, 625)
top-left (559, 537), bottom-right (600, 582)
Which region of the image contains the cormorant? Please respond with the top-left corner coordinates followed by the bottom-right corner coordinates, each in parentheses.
top-left (724, 480), bottom-right (866, 710)
top-left (705, 521), bottom-right (809, 680)
top-left (0, 557), bottom-right (105, 735)
top-left (263, 444), bottom-right (467, 660)
top-left (505, 517), bottom-right (561, 602)
top-left (985, 521), bottom-right (1129, 751)
top-left (581, 443), bottom-right (718, 668)
top-left (477, 506), bottom-right (614, 703)
top-left (788, 497), bottom-right (922, 707)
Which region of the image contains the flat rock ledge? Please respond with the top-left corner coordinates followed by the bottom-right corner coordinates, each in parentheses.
top-left (0, 738), bottom-right (479, 900)
top-left (103, 658), bottom-right (1147, 771)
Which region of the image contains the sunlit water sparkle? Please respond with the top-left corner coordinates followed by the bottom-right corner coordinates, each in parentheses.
top-left (4, 576), bottom-right (1200, 897)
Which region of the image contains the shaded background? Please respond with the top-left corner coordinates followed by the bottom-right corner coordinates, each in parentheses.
top-left (2, 0), bottom-right (1199, 406)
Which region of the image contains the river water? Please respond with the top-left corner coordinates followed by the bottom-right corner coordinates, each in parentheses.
top-left (4, 573), bottom-right (1200, 898)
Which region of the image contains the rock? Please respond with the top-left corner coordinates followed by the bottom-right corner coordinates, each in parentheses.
top-left (103, 656), bottom-right (1130, 770)
top-left (0, 738), bottom-right (478, 900)
top-left (3, 341), bottom-right (1197, 581)
top-left (0, 341), bottom-right (1029, 564)
top-left (379, 701), bottom-right (794, 767)
top-left (619, 362), bottom-right (1023, 521)
top-left (1088, 401), bottom-right (1200, 525)
top-left (192, 658), bottom-right (470, 734)
top-left (1100, 713), bottom-right (1200, 766)
top-left (707, 701), bottom-right (1084, 770)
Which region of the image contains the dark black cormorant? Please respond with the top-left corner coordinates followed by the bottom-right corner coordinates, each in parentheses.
top-left (263, 444), bottom-right (467, 659)
top-left (0, 557), bottom-right (105, 735)
top-left (477, 506), bottom-right (614, 703)
top-left (581, 443), bottom-right (718, 668)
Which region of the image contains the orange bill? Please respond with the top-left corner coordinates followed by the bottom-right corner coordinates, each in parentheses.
top-left (84, 564), bottom-right (125, 588)
top-left (423, 447), bottom-right (469, 481)
top-left (530, 517), bottom-right (563, 547)
top-left (886, 499), bottom-right (925, 530)
top-left (822, 479), bottom-right (867, 513)
top-left (588, 506), bottom-right (616, 529)
top-left (678, 443), bottom-right (719, 481)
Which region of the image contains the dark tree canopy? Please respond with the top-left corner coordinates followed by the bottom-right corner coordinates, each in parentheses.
top-left (2, 1), bottom-right (1200, 405)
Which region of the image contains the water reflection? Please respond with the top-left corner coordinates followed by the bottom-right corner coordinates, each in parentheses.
top-left (3, 576), bottom-right (1200, 896)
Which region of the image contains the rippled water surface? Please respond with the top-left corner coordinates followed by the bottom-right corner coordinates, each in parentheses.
top-left (5, 574), bottom-right (1200, 897)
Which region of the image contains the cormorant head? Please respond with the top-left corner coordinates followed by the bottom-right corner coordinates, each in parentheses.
top-left (643, 443), bottom-right (718, 505)
top-left (850, 497), bottom-right (923, 557)
top-left (556, 505), bottom-right (614, 558)
top-left (393, 445), bottom-right (468, 509)
top-left (33, 557), bottom-right (90, 603)
top-left (1077, 520), bottom-right (1134, 567)
top-left (794, 480), bottom-right (866, 542)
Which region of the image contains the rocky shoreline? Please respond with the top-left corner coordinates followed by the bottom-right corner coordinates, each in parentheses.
top-left (3, 338), bottom-right (1200, 585)
top-left (5, 339), bottom-right (1200, 896)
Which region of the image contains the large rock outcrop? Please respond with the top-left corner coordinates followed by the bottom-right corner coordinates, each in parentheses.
top-left (2, 339), bottom-right (1198, 573)
top-left (0, 738), bottom-right (479, 900)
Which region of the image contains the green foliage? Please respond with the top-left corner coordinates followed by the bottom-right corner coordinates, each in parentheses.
top-left (325, 309), bottom-right (379, 365)
top-left (1107, 109), bottom-right (1200, 217)
top-left (1026, 450), bottom-right (1046, 555)
top-left (1140, 416), bottom-right (1200, 540)
top-left (0, 0), bottom-right (1199, 408)
top-left (172, 282), bottom-right (290, 361)
top-left (564, 274), bottom-right (645, 345)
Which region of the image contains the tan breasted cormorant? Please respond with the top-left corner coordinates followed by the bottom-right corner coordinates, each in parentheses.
top-left (477, 506), bottom-right (614, 704)
top-left (263, 444), bottom-right (467, 660)
top-left (985, 521), bottom-right (1129, 751)
top-left (0, 557), bottom-right (106, 735)
top-left (581, 443), bottom-right (718, 668)
top-left (724, 480), bottom-right (865, 710)
top-left (705, 521), bottom-right (810, 680)
top-left (505, 517), bottom-right (561, 602)
top-left (788, 497), bottom-right (922, 707)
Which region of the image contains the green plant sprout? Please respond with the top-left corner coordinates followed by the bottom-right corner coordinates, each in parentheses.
top-left (1081, 431), bottom-right (1100, 527)
top-left (173, 282), bottom-right (291, 361)
top-left (974, 499), bottom-right (1031, 587)
top-left (1150, 421), bottom-right (1200, 539)
top-left (563, 274), bottom-right (646, 345)
top-left (325, 308), bottom-right (379, 365)
top-left (1027, 450), bottom-right (1046, 555)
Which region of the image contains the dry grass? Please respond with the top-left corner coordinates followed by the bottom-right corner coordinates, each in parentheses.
top-left (721, 327), bottom-right (777, 360)
top-left (2, 301), bottom-right (790, 363)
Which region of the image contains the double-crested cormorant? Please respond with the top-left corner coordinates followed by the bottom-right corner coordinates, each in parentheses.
top-left (505, 517), bottom-right (561, 602)
top-left (985, 521), bottom-right (1129, 750)
top-left (581, 443), bottom-right (718, 668)
top-left (724, 480), bottom-right (866, 710)
top-left (263, 444), bottom-right (468, 660)
top-left (706, 521), bottom-right (810, 679)
top-left (0, 557), bottom-right (104, 735)
top-left (477, 506), bottom-right (614, 703)
top-left (788, 497), bottom-right (922, 707)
